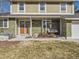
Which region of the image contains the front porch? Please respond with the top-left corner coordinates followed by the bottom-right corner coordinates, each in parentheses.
top-left (15, 17), bottom-right (65, 38)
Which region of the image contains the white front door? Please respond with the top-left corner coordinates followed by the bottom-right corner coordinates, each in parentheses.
top-left (72, 24), bottom-right (79, 39)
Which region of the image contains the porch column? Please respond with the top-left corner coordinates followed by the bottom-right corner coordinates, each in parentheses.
top-left (42, 18), bottom-right (44, 33)
top-left (15, 18), bottom-right (17, 35)
top-left (60, 18), bottom-right (62, 36)
top-left (30, 16), bottom-right (32, 36)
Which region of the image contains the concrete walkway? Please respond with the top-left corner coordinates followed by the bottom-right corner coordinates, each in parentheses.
top-left (4, 38), bottom-right (79, 43)
top-left (8, 37), bottom-right (65, 41)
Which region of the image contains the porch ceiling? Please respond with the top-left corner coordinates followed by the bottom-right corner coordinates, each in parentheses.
top-left (0, 15), bottom-right (61, 19)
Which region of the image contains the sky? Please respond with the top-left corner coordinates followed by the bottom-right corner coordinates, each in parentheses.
top-left (75, 1), bottom-right (79, 11)
top-left (3, 0), bottom-right (10, 12)
top-left (0, 0), bottom-right (79, 12)
top-left (0, 0), bottom-right (10, 12)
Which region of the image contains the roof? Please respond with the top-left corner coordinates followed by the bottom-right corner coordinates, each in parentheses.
top-left (10, 0), bottom-right (74, 2)
top-left (63, 13), bottom-right (79, 20)
top-left (63, 13), bottom-right (79, 18)
top-left (0, 12), bottom-right (10, 16)
top-left (1, 13), bottom-right (79, 20)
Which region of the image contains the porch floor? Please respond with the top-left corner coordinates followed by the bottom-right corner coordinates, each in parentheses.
top-left (3, 37), bottom-right (72, 41)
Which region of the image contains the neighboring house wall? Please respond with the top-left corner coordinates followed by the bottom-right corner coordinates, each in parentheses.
top-left (11, 2), bottom-right (74, 14)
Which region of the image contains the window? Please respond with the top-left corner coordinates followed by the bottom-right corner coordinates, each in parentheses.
top-left (42, 20), bottom-right (58, 33)
top-left (43, 20), bottom-right (52, 32)
top-left (4, 20), bottom-right (7, 27)
top-left (40, 3), bottom-right (46, 13)
top-left (0, 20), bottom-right (3, 27)
top-left (60, 3), bottom-right (67, 12)
top-left (0, 19), bottom-right (8, 28)
top-left (19, 3), bottom-right (24, 13)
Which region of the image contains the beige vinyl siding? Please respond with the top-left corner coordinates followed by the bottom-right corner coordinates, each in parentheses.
top-left (60, 19), bottom-right (66, 36)
top-left (0, 18), bottom-right (16, 37)
top-left (47, 3), bottom-right (73, 13)
top-left (32, 20), bottom-right (42, 34)
top-left (66, 20), bottom-right (72, 37)
top-left (8, 19), bottom-right (16, 37)
top-left (12, 3), bottom-right (18, 13)
top-left (72, 21), bottom-right (79, 24)
top-left (47, 3), bottom-right (60, 13)
top-left (67, 4), bottom-right (73, 13)
top-left (25, 3), bottom-right (38, 13)
top-left (11, 2), bottom-right (74, 14)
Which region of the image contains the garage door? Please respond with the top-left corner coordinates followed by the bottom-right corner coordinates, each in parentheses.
top-left (72, 24), bottom-right (79, 39)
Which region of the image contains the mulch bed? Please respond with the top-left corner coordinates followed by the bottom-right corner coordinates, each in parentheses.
top-left (0, 41), bottom-right (20, 46)
top-left (38, 33), bottom-right (57, 38)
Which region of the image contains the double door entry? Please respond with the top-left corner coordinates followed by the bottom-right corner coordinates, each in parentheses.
top-left (20, 21), bottom-right (30, 34)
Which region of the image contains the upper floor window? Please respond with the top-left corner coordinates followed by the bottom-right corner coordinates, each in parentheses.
top-left (19, 3), bottom-right (24, 13)
top-left (0, 19), bottom-right (9, 28)
top-left (39, 3), bottom-right (46, 13)
top-left (60, 3), bottom-right (67, 13)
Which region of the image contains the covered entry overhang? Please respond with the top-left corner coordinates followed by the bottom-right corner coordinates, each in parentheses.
top-left (0, 15), bottom-right (65, 37)
top-left (0, 15), bottom-right (60, 18)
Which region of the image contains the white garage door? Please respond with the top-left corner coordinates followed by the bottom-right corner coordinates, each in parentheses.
top-left (72, 24), bottom-right (79, 39)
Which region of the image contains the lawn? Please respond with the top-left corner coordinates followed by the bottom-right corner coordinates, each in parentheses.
top-left (0, 40), bottom-right (79, 59)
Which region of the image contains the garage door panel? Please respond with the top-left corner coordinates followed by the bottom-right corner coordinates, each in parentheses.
top-left (72, 24), bottom-right (79, 39)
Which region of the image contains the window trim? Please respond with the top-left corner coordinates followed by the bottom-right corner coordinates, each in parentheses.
top-left (39, 3), bottom-right (46, 13)
top-left (19, 3), bottom-right (24, 11)
top-left (18, 2), bottom-right (26, 13)
top-left (0, 19), bottom-right (9, 28)
top-left (10, 2), bottom-right (12, 14)
top-left (60, 3), bottom-right (67, 13)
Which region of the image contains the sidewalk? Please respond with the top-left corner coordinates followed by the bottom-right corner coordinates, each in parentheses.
top-left (5, 38), bottom-right (79, 43)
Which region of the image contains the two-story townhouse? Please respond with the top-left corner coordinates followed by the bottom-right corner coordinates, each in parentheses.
top-left (0, 0), bottom-right (78, 39)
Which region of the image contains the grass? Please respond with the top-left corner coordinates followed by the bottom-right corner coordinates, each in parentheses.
top-left (0, 40), bottom-right (79, 59)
